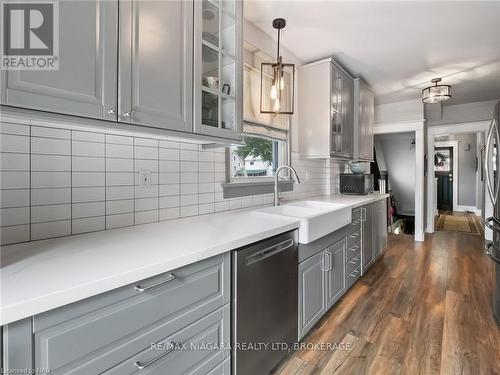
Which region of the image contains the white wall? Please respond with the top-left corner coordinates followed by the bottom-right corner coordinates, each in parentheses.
top-left (376, 132), bottom-right (416, 215)
top-left (375, 99), bottom-right (424, 124)
top-left (435, 133), bottom-right (478, 207)
top-left (425, 99), bottom-right (498, 126)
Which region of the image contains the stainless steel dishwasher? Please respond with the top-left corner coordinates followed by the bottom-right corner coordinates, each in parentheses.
top-left (232, 230), bottom-right (298, 375)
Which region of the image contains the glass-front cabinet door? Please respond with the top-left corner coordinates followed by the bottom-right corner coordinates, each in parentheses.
top-left (194, 0), bottom-right (242, 140)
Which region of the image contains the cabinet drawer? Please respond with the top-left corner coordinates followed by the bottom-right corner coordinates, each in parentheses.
top-left (352, 208), bottom-right (361, 221)
top-left (345, 243), bottom-right (361, 263)
top-left (346, 254), bottom-right (361, 276)
top-left (346, 266), bottom-right (361, 289)
top-left (346, 230), bottom-right (361, 248)
top-left (33, 254), bottom-right (229, 374)
top-left (103, 305), bottom-right (229, 375)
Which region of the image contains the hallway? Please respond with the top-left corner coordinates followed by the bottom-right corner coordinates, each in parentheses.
top-left (276, 232), bottom-right (500, 375)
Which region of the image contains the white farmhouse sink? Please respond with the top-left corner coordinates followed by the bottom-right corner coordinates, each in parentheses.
top-left (253, 201), bottom-right (352, 244)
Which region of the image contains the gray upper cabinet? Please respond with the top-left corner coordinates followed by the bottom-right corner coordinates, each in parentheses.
top-left (118, 0), bottom-right (193, 132)
top-left (0, 0), bottom-right (118, 121)
top-left (353, 78), bottom-right (375, 161)
top-left (298, 58), bottom-right (354, 159)
top-left (193, 0), bottom-right (243, 140)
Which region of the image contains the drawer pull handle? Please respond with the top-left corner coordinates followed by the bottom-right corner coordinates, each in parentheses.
top-left (134, 274), bottom-right (176, 292)
top-left (350, 245), bottom-right (359, 251)
top-left (135, 344), bottom-right (176, 370)
top-left (349, 233), bottom-right (359, 238)
top-left (349, 259), bottom-right (358, 264)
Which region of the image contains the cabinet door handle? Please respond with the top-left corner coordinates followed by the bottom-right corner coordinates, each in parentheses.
top-left (135, 344), bottom-right (176, 370)
top-left (134, 274), bottom-right (176, 292)
top-left (107, 108), bottom-right (116, 115)
top-left (322, 251), bottom-right (333, 271)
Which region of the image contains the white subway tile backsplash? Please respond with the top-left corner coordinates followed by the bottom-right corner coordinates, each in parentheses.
top-left (1, 172), bottom-right (29, 189)
top-left (0, 123), bottom-right (30, 135)
top-left (180, 183), bottom-right (198, 195)
top-left (32, 188), bottom-right (71, 206)
top-left (31, 220), bottom-right (71, 240)
top-left (106, 134), bottom-right (133, 145)
top-left (180, 150), bottom-right (198, 161)
top-left (159, 140), bottom-right (179, 149)
top-left (135, 159), bottom-right (159, 172)
top-left (106, 213), bottom-right (134, 229)
top-left (32, 126), bottom-right (70, 139)
top-left (0, 122), bottom-right (332, 246)
top-left (180, 172), bottom-right (197, 184)
top-left (159, 184), bottom-right (180, 196)
top-left (135, 197), bottom-right (158, 212)
top-left (180, 205), bottom-right (198, 217)
top-left (106, 199), bottom-right (133, 215)
top-left (31, 154), bottom-right (70, 171)
top-left (159, 160), bottom-right (179, 173)
top-left (31, 204), bottom-right (71, 223)
top-left (1, 207), bottom-right (30, 226)
top-left (31, 137), bottom-right (70, 155)
top-left (1, 134), bottom-right (29, 153)
top-left (1, 224), bottom-right (30, 244)
top-left (107, 186), bottom-right (134, 201)
top-left (106, 158), bottom-right (134, 172)
top-left (159, 172), bottom-right (180, 184)
top-left (72, 141), bottom-right (105, 157)
top-left (106, 143), bottom-right (133, 158)
top-left (135, 145), bottom-right (158, 160)
top-left (135, 210), bottom-right (158, 225)
top-left (180, 194), bottom-right (198, 206)
top-left (159, 148), bottom-right (179, 160)
top-left (159, 196), bottom-right (179, 209)
top-left (72, 172), bottom-right (105, 187)
top-left (159, 207), bottom-right (180, 221)
top-left (72, 187), bottom-right (104, 203)
top-left (72, 156), bottom-right (105, 172)
top-left (72, 201), bottom-right (105, 219)
top-left (72, 216), bottom-right (105, 234)
top-left (1, 153), bottom-right (29, 171)
top-left (1, 189), bottom-right (30, 208)
top-left (72, 131), bottom-right (105, 143)
top-left (106, 172), bottom-right (134, 186)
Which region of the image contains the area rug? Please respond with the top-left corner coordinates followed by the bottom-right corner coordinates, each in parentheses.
top-left (443, 215), bottom-right (471, 232)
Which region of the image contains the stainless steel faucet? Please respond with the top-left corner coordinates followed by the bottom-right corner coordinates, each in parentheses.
top-left (274, 165), bottom-right (301, 206)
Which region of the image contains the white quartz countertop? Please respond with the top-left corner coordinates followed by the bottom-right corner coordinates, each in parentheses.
top-left (0, 193), bottom-right (388, 326)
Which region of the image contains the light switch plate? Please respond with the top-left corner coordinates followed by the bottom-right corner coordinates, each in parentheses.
top-left (138, 170), bottom-right (152, 189)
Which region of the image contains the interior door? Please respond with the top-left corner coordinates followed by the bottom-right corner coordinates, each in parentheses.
top-left (119, 0), bottom-right (193, 131)
top-left (435, 146), bottom-right (454, 211)
top-left (1, 0), bottom-right (118, 121)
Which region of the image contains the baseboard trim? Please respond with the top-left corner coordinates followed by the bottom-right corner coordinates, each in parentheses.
top-left (455, 205), bottom-right (481, 216)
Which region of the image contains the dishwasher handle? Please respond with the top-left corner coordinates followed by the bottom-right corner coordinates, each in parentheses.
top-left (245, 239), bottom-right (295, 266)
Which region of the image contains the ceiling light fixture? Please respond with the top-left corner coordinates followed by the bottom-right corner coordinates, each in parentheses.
top-left (422, 78), bottom-right (451, 104)
top-left (260, 18), bottom-right (295, 114)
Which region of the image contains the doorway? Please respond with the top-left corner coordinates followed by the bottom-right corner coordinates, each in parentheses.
top-left (435, 146), bottom-right (454, 211)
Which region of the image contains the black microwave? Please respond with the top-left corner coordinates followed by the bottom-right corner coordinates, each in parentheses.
top-left (340, 174), bottom-right (374, 195)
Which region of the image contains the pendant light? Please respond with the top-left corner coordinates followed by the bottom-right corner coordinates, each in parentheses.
top-left (260, 18), bottom-right (295, 114)
top-left (422, 78), bottom-right (451, 104)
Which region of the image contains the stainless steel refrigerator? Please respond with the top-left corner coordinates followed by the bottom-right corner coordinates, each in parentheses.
top-left (484, 100), bottom-right (500, 323)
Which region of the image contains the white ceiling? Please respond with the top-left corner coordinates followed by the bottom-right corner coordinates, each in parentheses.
top-left (244, 1), bottom-right (500, 105)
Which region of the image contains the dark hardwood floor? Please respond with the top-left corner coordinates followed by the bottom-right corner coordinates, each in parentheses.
top-left (275, 232), bottom-right (500, 375)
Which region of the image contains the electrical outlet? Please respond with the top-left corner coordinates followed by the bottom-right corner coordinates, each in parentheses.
top-left (139, 170), bottom-right (151, 189)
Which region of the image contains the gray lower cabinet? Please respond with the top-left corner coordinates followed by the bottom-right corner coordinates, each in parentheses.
top-left (325, 240), bottom-right (346, 310)
top-left (361, 203), bottom-right (374, 273)
top-left (119, 0), bottom-right (193, 131)
top-left (0, 0), bottom-right (118, 121)
top-left (298, 251), bottom-right (326, 339)
top-left (1, 254), bottom-right (230, 375)
top-left (360, 198), bottom-right (388, 274)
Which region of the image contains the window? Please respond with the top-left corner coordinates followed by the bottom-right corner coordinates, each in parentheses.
top-left (228, 135), bottom-right (287, 180)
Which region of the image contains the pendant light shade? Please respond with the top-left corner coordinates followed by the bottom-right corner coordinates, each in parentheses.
top-left (260, 18), bottom-right (295, 114)
top-left (422, 78), bottom-right (451, 104)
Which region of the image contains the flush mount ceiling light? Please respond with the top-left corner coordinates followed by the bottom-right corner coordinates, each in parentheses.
top-left (422, 78), bottom-right (451, 104)
top-left (260, 18), bottom-right (295, 115)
